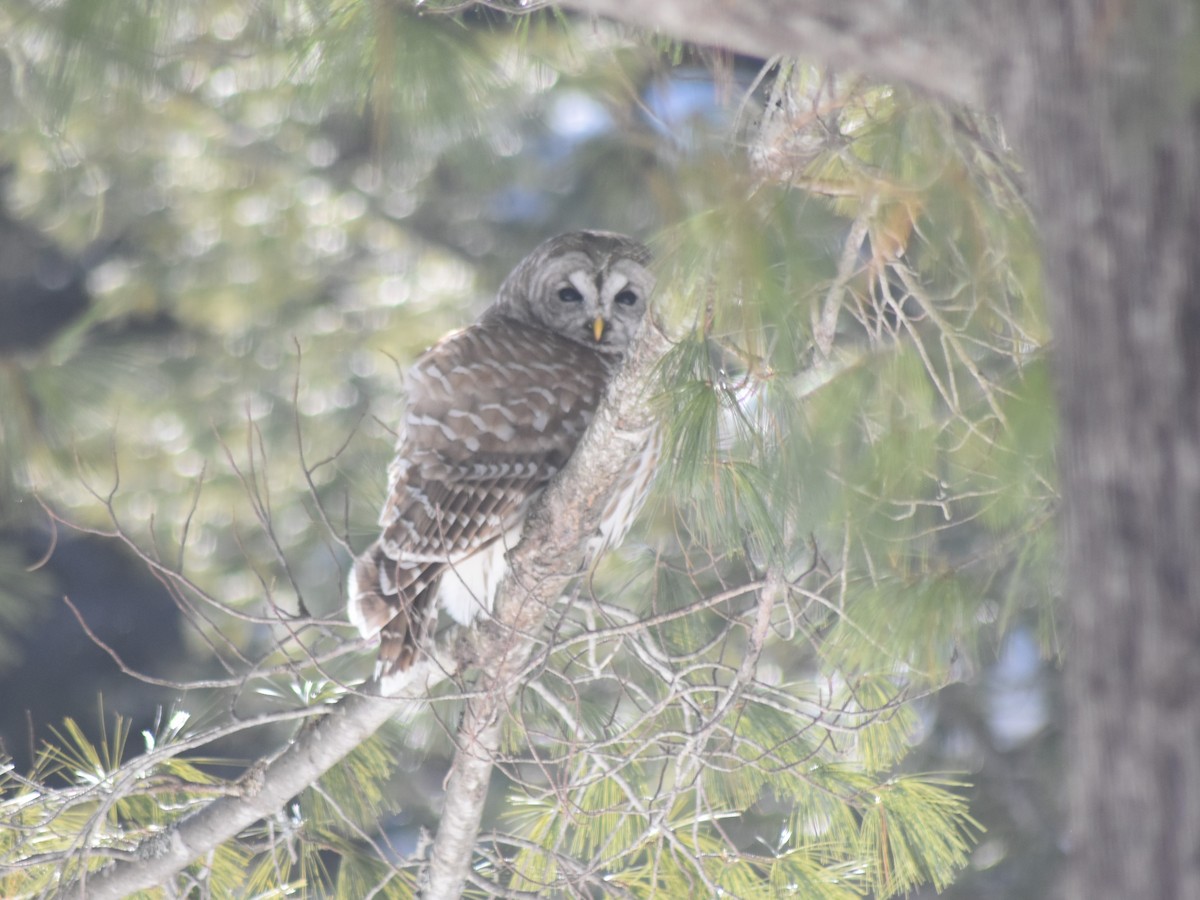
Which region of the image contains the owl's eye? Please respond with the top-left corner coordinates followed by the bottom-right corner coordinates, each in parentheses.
top-left (615, 289), bottom-right (638, 306)
top-left (557, 286), bottom-right (583, 303)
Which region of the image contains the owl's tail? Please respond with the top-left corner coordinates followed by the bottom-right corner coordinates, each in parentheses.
top-left (347, 540), bottom-right (442, 677)
top-left (346, 542), bottom-right (393, 639)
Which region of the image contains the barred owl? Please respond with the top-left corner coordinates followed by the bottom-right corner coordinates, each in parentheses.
top-left (349, 231), bottom-right (656, 683)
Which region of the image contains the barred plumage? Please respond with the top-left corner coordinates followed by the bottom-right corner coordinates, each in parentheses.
top-left (349, 231), bottom-right (656, 683)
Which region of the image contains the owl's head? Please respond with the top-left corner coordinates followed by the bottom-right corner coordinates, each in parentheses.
top-left (490, 230), bottom-right (654, 355)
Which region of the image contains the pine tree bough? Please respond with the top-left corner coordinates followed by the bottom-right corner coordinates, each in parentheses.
top-left (59, 315), bottom-right (669, 900)
top-left (59, 678), bottom-right (437, 900)
top-left (561, 0), bottom-right (985, 107)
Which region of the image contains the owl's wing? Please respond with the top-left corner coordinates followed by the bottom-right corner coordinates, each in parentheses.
top-left (349, 317), bottom-right (612, 677)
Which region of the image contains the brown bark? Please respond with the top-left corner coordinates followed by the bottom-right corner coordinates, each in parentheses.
top-left (1007, 5), bottom-right (1200, 898)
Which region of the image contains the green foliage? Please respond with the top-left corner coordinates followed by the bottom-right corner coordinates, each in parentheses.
top-left (0, 3), bottom-right (1054, 898)
top-left (0, 689), bottom-right (418, 897)
top-left (859, 775), bottom-right (983, 896)
top-left (477, 67), bottom-right (1046, 897)
top-left (0, 708), bottom-right (242, 897)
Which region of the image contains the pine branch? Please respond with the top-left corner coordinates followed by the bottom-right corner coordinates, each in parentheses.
top-left (560, 0), bottom-right (987, 106)
top-left (59, 652), bottom-right (456, 900)
top-left (421, 318), bottom-right (670, 898)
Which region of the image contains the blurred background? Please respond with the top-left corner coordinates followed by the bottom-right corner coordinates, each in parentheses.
top-left (0, 2), bottom-right (1058, 896)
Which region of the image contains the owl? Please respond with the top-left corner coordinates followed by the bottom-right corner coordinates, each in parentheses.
top-left (348, 231), bottom-right (656, 683)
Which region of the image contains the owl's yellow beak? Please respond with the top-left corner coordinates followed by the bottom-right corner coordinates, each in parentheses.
top-left (592, 316), bottom-right (607, 342)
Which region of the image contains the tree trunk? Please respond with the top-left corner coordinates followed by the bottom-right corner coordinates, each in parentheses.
top-left (1004, 5), bottom-right (1200, 898)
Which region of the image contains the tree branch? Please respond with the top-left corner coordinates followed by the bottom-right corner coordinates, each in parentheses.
top-left (562, 0), bottom-right (988, 107)
top-left (61, 314), bottom-right (668, 900)
top-left (61, 651), bottom-right (456, 900)
top-left (421, 317), bottom-right (670, 898)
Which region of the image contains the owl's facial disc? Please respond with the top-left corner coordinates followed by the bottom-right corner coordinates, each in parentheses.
top-left (561, 268), bottom-right (608, 344)
top-left (491, 231), bottom-right (654, 354)
top-left (551, 262), bottom-right (651, 351)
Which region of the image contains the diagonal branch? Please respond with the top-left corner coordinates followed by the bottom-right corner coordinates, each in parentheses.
top-left (561, 0), bottom-right (989, 107)
top-left (421, 318), bottom-right (670, 899)
top-left (60, 651), bottom-right (456, 900)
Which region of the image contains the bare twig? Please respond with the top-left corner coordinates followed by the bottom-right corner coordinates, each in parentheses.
top-left (814, 198), bottom-right (875, 357)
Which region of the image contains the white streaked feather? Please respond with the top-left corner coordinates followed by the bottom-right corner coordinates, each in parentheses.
top-left (591, 427), bottom-right (660, 557)
top-left (438, 526), bottom-right (522, 625)
top-left (346, 567), bottom-right (382, 638)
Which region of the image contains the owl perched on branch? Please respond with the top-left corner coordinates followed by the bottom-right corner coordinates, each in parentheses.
top-left (349, 231), bottom-right (657, 683)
